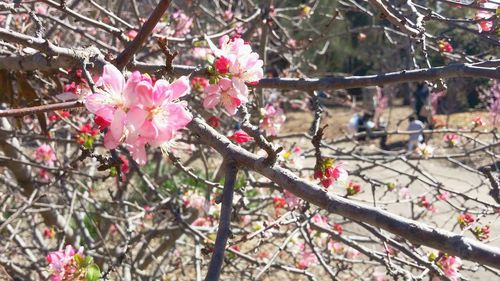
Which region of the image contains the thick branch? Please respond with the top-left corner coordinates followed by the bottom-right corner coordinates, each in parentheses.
top-left (205, 160), bottom-right (237, 281)
top-left (187, 116), bottom-right (500, 269)
top-left (115, 0), bottom-right (171, 69)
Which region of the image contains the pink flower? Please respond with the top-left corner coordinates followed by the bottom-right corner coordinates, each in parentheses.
top-left (472, 116), bottom-right (485, 127)
top-left (46, 245), bottom-right (84, 281)
top-left (287, 39), bottom-right (297, 48)
top-left (443, 134), bottom-right (459, 147)
top-left (184, 192), bottom-right (207, 213)
top-left (371, 271), bottom-right (389, 281)
top-left (223, 10), bottom-right (234, 22)
top-left (259, 105), bottom-right (286, 136)
top-left (240, 215), bottom-right (251, 226)
top-left (43, 227), bottom-right (55, 239)
top-left (126, 76), bottom-right (192, 150)
top-left (328, 240), bottom-right (344, 254)
top-left (283, 190), bottom-right (301, 208)
top-left (436, 191), bottom-right (450, 201)
top-left (192, 47), bottom-right (211, 59)
top-left (473, 225), bottom-right (490, 241)
top-left (476, 10), bottom-right (493, 32)
top-left (311, 214), bottom-right (329, 228)
top-left (296, 242), bottom-right (318, 269)
top-left (436, 254), bottom-right (462, 281)
top-left (171, 10), bottom-right (193, 37)
top-left (399, 187), bottom-right (411, 199)
top-left (207, 35), bottom-right (264, 83)
top-left (85, 65), bottom-right (192, 165)
top-left (416, 143), bottom-right (434, 159)
top-left (346, 248), bottom-right (361, 259)
top-left (85, 65), bottom-right (145, 150)
top-left (229, 129), bottom-right (253, 143)
top-left (38, 169), bottom-right (52, 182)
top-left (321, 178), bottom-right (333, 188)
top-left (203, 78), bottom-right (248, 115)
top-left (34, 144), bottom-right (56, 166)
top-left (126, 30), bottom-right (138, 41)
top-left (192, 217), bottom-right (212, 227)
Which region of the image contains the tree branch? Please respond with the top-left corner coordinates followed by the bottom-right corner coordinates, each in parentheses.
top-left (205, 159), bottom-right (237, 281)
top-left (187, 116), bottom-right (500, 269)
top-left (115, 0), bottom-right (171, 69)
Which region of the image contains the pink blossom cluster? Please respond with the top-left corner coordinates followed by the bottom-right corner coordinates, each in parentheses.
top-left (295, 242), bottom-right (318, 269)
top-left (457, 212), bottom-right (475, 229)
top-left (85, 64), bottom-right (192, 165)
top-left (171, 10), bottom-right (193, 37)
top-left (34, 144), bottom-right (56, 166)
top-left (346, 181), bottom-right (362, 196)
top-left (314, 158), bottom-right (348, 188)
top-left (203, 35), bottom-right (264, 115)
top-left (472, 225), bottom-right (490, 241)
top-left (46, 245), bottom-right (84, 281)
top-left (435, 254), bottom-right (462, 281)
top-left (259, 105), bottom-right (286, 136)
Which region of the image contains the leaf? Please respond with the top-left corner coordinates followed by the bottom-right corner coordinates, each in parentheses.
top-left (85, 264), bottom-right (100, 281)
top-left (74, 254), bottom-right (84, 267)
top-left (84, 256), bottom-right (94, 266)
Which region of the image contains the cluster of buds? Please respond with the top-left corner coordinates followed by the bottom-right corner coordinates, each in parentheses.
top-left (472, 225), bottom-right (490, 241)
top-left (46, 245), bottom-right (100, 281)
top-left (48, 111), bottom-right (71, 122)
top-left (313, 158), bottom-right (348, 188)
top-left (273, 196), bottom-right (286, 209)
top-left (191, 76), bottom-right (208, 92)
top-left (386, 182), bottom-right (396, 191)
top-left (346, 181), bottom-right (361, 196)
top-left (43, 227), bottom-right (56, 239)
top-left (207, 116), bottom-right (221, 128)
top-left (418, 196), bottom-right (437, 213)
top-left (457, 212), bottom-right (475, 229)
top-left (438, 39), bottom-right (453, 53)
top-left (429, 252), bottom-right (462, 281)
top-left (62, 68), bottom-right (87, 95)
top-left (76, 124), bottom-right (100, 149)
top-left (333, 223), bottom-right (343, 235)
top-left (203, 35), bottom-right (263, 115)
top-left (443, 133), bottom-right (459, 147)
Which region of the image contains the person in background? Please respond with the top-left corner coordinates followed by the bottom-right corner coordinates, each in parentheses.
top-left (356, 111), bottom-right (375, 141)
top-left (414, 82), bottom-right (431, 124)
top-left (407, 115), bottom-right (425, 152)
